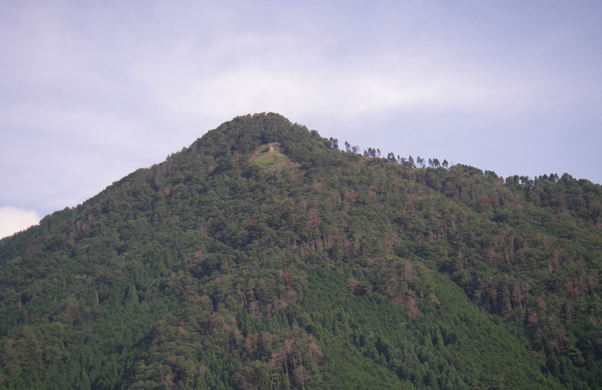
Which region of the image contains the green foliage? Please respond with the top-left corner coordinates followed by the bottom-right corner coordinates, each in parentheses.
top-left (249, 143), bottom-right (301, 173)
top-left (1, 113), bottom-right (602, 389)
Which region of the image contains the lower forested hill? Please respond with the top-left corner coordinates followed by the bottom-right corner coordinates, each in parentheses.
top-left (1, 113), bottom-right (602, 389)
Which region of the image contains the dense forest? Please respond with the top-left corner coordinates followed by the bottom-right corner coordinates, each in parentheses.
top-left (1, 113), bottom-right (602, 389)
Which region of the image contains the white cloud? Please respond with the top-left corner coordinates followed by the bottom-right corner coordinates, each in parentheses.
top-left (0, 207), bottom-right (40, 239)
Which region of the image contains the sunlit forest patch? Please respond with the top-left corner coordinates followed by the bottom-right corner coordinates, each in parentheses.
top-left (249, 143), bottom-right (300, 173)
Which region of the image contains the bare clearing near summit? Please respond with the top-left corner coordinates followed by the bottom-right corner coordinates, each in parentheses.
top-left (249, 142), bottom-right (300, 173)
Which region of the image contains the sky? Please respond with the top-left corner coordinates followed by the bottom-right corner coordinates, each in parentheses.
top-left (1, 0), bottom-right (601, 238)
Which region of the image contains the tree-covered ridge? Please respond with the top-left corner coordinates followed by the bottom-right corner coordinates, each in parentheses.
top-left (0, 113), bottom-right (601, 389)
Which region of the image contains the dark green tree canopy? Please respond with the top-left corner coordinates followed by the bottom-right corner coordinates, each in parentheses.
top-left (1, 113), bottom-right (601, 389)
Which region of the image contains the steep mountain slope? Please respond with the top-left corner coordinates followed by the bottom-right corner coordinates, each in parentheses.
top-left (1, 113), bottom-right (602, 389)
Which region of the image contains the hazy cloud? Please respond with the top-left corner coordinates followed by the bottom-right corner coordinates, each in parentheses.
top-left (0, 207), bottom-right (40, 239)
top-left (1, 1), bottom-right (602, 219)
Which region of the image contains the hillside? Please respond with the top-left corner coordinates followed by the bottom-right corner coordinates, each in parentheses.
top-left (1, 113), bottom-right (602, 389)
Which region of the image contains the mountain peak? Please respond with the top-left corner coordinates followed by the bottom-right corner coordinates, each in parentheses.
top-left (1, 114), bottom-right (602, 389)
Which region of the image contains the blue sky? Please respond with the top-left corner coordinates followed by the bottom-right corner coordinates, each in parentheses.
top-left (1, 0), bottom-right (601, 238)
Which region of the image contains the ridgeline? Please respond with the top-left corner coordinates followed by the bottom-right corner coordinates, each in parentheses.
top-left (1, 113), bottom-right (602, 389)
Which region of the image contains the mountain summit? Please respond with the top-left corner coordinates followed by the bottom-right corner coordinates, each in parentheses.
top-left (1, 113), bottom-right (602, 389)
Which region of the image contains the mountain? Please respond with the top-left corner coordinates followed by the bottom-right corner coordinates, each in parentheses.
top-left (1, 113), bottom-right (602, 389)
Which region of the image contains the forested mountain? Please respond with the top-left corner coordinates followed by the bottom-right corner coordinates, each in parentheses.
top-left (1, 113), bottom-right (602, 389)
